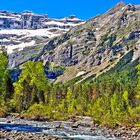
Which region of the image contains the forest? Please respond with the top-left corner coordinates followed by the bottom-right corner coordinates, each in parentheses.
top-left (0, 51), bottom-right (140, 127)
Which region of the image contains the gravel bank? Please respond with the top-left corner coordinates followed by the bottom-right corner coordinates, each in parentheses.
top-left (0, 130), bottom-right (64, 140)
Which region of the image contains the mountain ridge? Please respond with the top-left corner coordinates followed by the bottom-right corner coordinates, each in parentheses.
top-left (0, 10), bottom-right (84, 55)
top-left (35, 2), bottom-right (140, 83)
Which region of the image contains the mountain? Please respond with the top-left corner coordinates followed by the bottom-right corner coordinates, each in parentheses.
top-left (0, 10), bottom-right (84, 67)
top-left (1, 2), bottom-right (140, 84)
top-left (35, 2), bottom-right (140, 83)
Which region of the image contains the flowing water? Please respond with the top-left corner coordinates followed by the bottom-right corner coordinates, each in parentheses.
top-left (0, 118), bottom-right (118, 140)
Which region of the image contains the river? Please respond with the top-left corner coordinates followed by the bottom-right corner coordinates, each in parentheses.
top-left (0, 117), bottom-right (121, 140)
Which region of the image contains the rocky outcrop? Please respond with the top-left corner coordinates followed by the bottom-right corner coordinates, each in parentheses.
top-left (38, 27), bottom-right (97, 67)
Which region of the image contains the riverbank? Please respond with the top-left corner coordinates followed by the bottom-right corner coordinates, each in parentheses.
top-left (0, 115), bottom-right (140, 140)
top-left (93, 125), bottom-right (140, 140)
top-left (0, 130), bottom-right (63, 140)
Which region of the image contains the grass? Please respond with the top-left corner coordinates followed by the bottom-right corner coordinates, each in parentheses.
top-left (80, 74), bottom-right (96, 83)
top-left (134, 123), bottom-right (140, 127)
top-left (66, 76), bottom-right (82, 85)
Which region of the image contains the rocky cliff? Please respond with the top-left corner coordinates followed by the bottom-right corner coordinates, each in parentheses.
top-left (0, 10), bottom-right (83, 30)
top-left (36, 2), bottom-right (140, 83)
top-left (0, 11), bottom-right (84, 67)
top-left (0, 11), bottom-right (84, 53)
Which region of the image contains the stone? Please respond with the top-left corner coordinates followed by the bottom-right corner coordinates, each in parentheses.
top-left (7, 121), bottom-right (11, 123)
top-left (71, 122), bottom-right (81, 128)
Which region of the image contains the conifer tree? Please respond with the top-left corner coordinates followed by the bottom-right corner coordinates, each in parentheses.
top-left (13, 61), bottom-right (47, 112)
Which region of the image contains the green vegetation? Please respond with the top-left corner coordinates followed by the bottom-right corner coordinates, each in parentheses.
top-left (0, 52), bottom-right (13, 117)
top-left (99, 33), bottom-right (116, 48)
top-left (1, 50), bottom-right (140, 127)
top-left (12, 61), bottom-right (47, 112)
top-left (65, 76), bottom-right (82, 86)
top-left (46, 62), bottom-right (65, 73)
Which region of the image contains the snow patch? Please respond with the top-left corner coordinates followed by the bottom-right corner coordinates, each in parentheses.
top-left (0, 29), bottom-right (65, 54)
top-left (6, 40), bottom-right (35, 54)
top-left (0, 29), bottom-right (62, 38)
top-left (76, 71), bottom-right (85, 77)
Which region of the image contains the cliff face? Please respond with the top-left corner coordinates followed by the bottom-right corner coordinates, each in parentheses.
top-left (36, 2), bottom-right (140, 83)
top-left (0, 11), bottom-right (84, 68)
top-left (0, 11), bottom-right (84, 53)
top-left (0, 10), bottom-right (83, 30)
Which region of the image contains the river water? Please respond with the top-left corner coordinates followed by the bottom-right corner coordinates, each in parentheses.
top-left (0, 117), bottom-right (119, 140)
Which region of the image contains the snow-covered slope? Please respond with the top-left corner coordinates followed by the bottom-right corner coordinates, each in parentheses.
top-left (0, 28), bottom-right (66, 54)
top-left (0, 10), bottom-right (84, 54)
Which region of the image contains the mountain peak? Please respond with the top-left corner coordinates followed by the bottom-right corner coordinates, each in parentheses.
top-left (22, 10), bottom-right (33, 14)
top-left (106, 1), bottom-right (126, 15)
top-left (117, 1), bottom-right (126, 6)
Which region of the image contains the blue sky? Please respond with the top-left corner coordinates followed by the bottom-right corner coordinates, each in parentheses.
top-left (0, 0), bottom-right (139, 20)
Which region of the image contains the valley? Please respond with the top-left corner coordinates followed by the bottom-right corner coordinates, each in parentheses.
top-left (0, 2), bottom-right (140, 140)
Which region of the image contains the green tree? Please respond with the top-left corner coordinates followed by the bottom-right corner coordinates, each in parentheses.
top-left (123, 91), bottom-right (130, 112)
top-left (13, 61), bottom-right (47, 112)
top-left (136, 64), bottom-right (140, 100)
top-left (0, 52), bottom-right (12, 105)
top-left (91, 93), bottom-right (111, 122)
top-left (0, 50), bottom-right (13, 116)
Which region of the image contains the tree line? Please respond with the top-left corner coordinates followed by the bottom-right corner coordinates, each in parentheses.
top-left (0, 51), bottom-right (140, 127)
